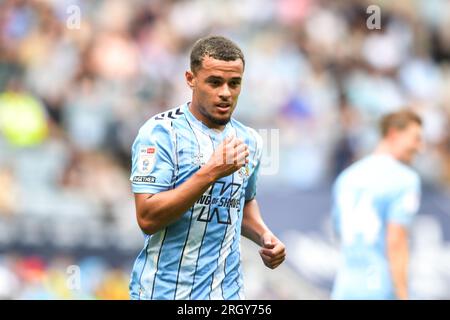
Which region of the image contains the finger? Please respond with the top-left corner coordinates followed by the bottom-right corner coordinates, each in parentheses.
top-left (271, 244), bottom-right (286, 257)
top-left (270, 255), bottom-right (286, 265)
top-left (221, 143), bottom-right (228, 164)
top-left (235, 153), bottom-right (248, 166)
top-left (270, 260), bottom-right (285, 269)
top-left (236, 148), bottom-right (249, 162)
top-left (224, 143), bottom-right (236, 165)
top-left (260, 249), bottom-right (275, 258)
top-left (263, 256), bottom-right (285, 269)
top-left (260, 255), bottom-right (271, 267)
top-left (235, 145), bottom-right (249, 159)
top-left (235, 145), bottom-right (249, 166)
top-left (225, 141), bottom-right (243, 164)
top-left (234, 138), bottom-right (244, 148)
top-left (260, 251), bottom-right (285, 263)
top-left (234, 143), bottom-right (247, 154)
top-left (220, 136), bottom-right (233, 149)
top-left (264, 259), bottom-right (283, 270)
top-left (260, 246), bottom-right (275, 257)
top-left (260, 245), bottom-right (285, 258)
top-left (234, 143), bottom-right (238, 165)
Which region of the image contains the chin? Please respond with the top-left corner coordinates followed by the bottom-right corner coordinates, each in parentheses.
top-left (213, 116), bottom-right (231, 126)
top-left (401, 157), bottom-right (413, 165)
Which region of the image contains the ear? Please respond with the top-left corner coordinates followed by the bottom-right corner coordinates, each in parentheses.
top-left (185, 70), bottom-right (196, 89)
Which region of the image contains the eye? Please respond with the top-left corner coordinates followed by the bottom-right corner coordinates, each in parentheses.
top-left (207, 79), bottom-right (222, 87)
top-left (229, 80), bottom-right (241, 88)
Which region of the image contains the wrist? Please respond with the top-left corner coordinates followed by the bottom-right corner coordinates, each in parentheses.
top-left (258, 230), bottom-right (273, 246)
top-left (195, 166), bottom-right (217, 185)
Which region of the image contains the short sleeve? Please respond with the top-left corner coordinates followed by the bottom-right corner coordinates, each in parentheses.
top-left (245, 160), bottom-right (260, 201)
top-left (245, 128), bottom-right (263, 201)
top-left (130, 120), bottom-right (175, 194)
top-left (386, 174), bottom-right (421, 227)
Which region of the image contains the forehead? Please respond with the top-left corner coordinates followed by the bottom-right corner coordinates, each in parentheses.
top-left (407, 122), bottom-right (421, 130)
top-left (403, 122), bottom-right (422, 135)
top-left (197, 56), bottom-right (244, 78)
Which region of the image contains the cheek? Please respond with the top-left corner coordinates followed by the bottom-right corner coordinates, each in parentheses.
top-left (230, 89), bottom-right (241, 103)
top-left (197, 87), bottom-right (214, 101)
top-left (407, 138), bottom-right (418, 151)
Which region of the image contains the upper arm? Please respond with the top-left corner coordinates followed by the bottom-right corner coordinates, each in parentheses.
top-left (134, 193), bottom-right (154, 214)
top-left (130, 120), bottom-right (175, 194)
top-left (386, 175), bottom-right (421, 228)
top-left (386, 174), bottom-right (419, 252)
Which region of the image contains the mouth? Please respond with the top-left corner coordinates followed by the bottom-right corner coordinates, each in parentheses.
top-left (215, 102), bottom-right (232, 113)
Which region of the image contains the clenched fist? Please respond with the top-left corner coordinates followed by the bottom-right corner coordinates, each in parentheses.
top-left (259, 232), bottom-right (286, 269)
top-left (202, 136), bottom-right (249, 181)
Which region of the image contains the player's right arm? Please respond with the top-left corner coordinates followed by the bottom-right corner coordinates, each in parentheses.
top-left (387, 223), bottom-right (409, 300)
top-left (386, 174), bottom-right (420, 300)
top-left (131, 125), bottom-right (248, 235)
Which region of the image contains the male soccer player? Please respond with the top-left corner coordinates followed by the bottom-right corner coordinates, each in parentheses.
top-left (129, 36), bottom-right (286, 300)
top-left (331, 110), bottom-right (423, 300)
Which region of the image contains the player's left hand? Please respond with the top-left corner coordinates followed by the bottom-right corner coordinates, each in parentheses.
top-left (259, 232), bottom-right (286, 269)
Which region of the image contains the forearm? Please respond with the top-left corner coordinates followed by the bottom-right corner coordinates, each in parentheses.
top-left (387, 238), bottom-right (409, 299)
top-left (241, 199), bottom-right (271, 246)
top-left (137, 168), bottom-right (215, 234)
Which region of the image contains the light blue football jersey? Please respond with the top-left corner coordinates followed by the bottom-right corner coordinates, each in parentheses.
top-left (129, 102), bottom-right (263, 300)
top-left (331, 154), bottom-right (421, 300)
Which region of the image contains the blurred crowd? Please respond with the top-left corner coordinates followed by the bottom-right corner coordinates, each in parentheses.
top-left (0, 253), bottom-right (130, 299)
top-left (0, 0), bottom-right (449, 299)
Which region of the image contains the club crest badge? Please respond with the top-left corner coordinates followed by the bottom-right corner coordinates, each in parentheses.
top-left (138, 146), bottom-right (156, 174)
top-left (238, 165), bottom-right (250, 179)
top-left (192, 152), bottom-right (204, 166)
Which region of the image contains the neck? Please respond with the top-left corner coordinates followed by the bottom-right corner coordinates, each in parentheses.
top-left (188, 100), bottom-right (226, 131)
top-left (374, 141), bottom-right (400, 162)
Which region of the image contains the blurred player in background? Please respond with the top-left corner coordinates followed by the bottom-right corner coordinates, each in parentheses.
top-left (331, 110), bottom-right (423, 300)
top-left (129, 36), bottom-right (286, 300)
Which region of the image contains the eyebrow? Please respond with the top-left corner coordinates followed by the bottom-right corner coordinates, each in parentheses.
top-left (205, 76), bottom-right (242, 81)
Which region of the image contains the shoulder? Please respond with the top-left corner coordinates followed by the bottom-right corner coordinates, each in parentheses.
top-left (230, 118), bottom-right (263, 150)
top-left (393, 161), bottom-right (420, 189)
top-left (137, 106), bottom-right (186, 139)
top-left (335, 157), bottom-right (362, 180)
top-left (333, 156), bottom-right (369, 191)
top-left (246, 126), bottom-right (263, 151)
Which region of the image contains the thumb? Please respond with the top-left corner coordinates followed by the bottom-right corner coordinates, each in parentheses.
top-left (223, 135), bottom-right (234, 146)
top-left (262, 233), bottom-right (275, 249)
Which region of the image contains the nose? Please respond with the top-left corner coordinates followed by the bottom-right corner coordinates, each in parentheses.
top-left (219, 84), bottom-right (231, 100)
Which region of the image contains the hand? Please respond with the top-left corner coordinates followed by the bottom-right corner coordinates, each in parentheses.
top-left (259, 232), bottom-right (286, 269)
top-left (202, 136), bottom-right (249, 181)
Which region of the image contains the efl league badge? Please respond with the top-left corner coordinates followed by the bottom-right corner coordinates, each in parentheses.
top-left (192, 152), bottom-right (204, 166)
top-left (238, 165), bottom-right (250, 179)
top-left (139, 146), bottom-right (156, 174)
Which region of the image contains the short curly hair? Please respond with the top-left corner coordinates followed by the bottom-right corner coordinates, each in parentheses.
top-left (380, 109), bottom-right (422, 137)
top-left (190, 36), bottom-right (245, 73)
